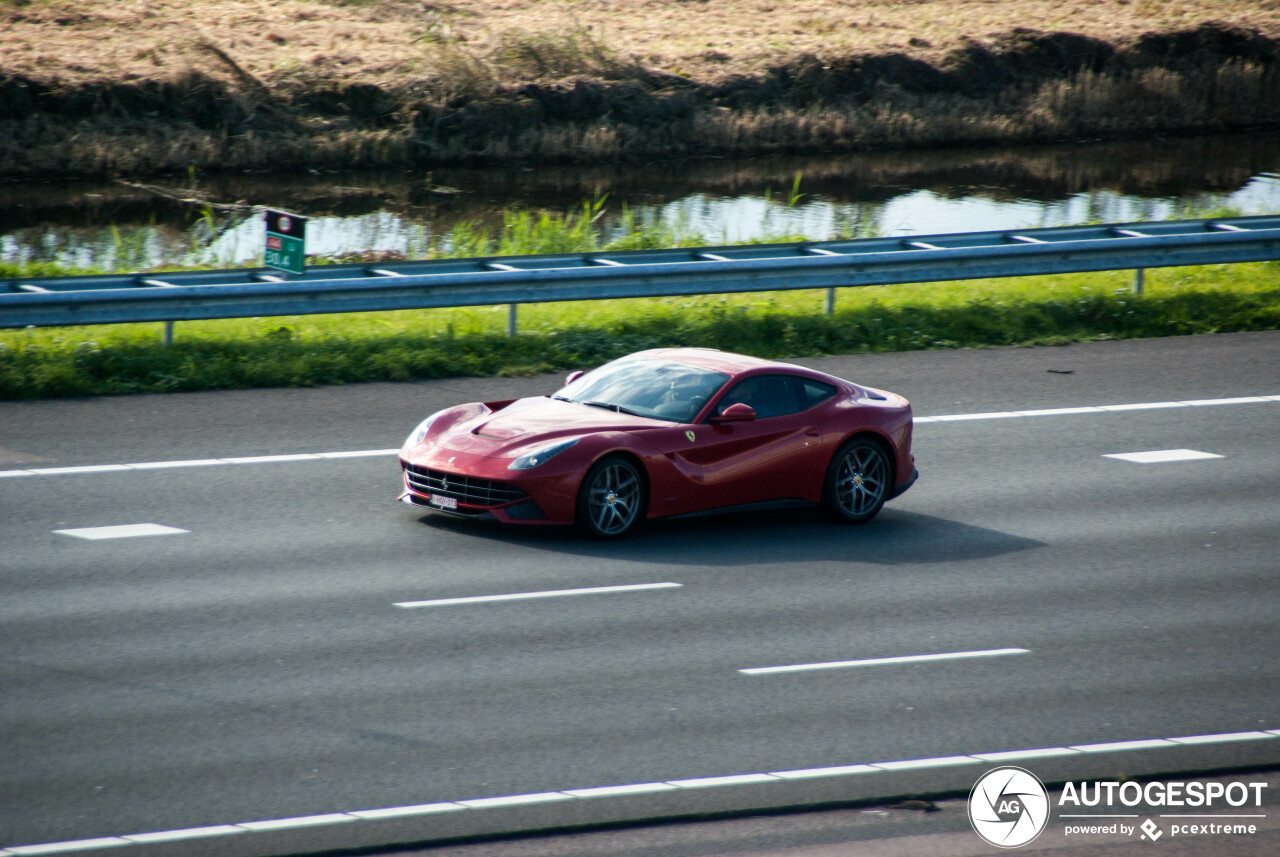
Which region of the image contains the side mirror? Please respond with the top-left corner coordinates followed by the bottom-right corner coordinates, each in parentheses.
top-left (711, 402), bottom-right (756, 424)
top-left (565, 370), bottom-right (584, 386)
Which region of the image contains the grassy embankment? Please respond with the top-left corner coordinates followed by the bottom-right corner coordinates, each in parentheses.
top-left (1, 2), bottom-right (1279, 177)
top-left (3, 202), bottom-right (1277, 399)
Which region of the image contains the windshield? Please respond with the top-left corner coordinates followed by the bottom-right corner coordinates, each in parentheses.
top-left (554, 356), bottom-right (730, 423)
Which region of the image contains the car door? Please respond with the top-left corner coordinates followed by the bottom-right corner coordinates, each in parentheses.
top-left (671, 374), bottom-right (831, 509)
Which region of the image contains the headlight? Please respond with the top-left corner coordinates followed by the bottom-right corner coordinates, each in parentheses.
top-left (508, 438), bottom-right (580, 470)
top-left (402, 410), bottom-right (447, 450)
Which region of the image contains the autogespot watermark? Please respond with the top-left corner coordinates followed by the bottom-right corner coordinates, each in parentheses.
top-left (967, 769), bottom-right (1269, 848)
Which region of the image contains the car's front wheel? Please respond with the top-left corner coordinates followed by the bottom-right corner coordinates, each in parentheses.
top-left (577, 456), bottom-right (645, 539)
top-left (824, 437), bottom-right (891, 524)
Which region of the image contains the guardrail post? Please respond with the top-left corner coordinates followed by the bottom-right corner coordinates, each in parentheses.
top-left (1133, 268), bottom-right (1145, 296)
top-left (163, 321), bottom-right (174, 345)
top-left (825, 287), bottom-right (836, 314)
top-left (507, 304), bottom-right (517, 337)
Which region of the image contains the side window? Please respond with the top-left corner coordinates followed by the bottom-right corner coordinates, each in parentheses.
top-left (715, 374), bottom-right (803, 419)
top-left (798, 379), bottom-right (837, 409)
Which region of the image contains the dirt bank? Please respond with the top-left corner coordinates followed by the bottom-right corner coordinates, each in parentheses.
top-left (3, 0), bottom-right (1280, 179)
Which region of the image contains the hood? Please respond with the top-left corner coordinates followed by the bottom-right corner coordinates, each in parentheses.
top-left (437, 396), bottom-right (662, 458)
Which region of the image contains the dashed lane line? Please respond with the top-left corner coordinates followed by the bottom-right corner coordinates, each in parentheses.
top-left (0, 395), bottom-right (1276, 480)
top-left (52, 524), bottom-right (188, 540)
top-left (3, 729), bottom-right (1275, 855)
top-left (739, 647), bottom-right (1029, 675)
top-left (394, 582), bottom-right (683, 609)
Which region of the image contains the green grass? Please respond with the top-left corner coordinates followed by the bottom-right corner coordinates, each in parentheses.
top-left (3, 199), bottom-right (1278, 398)
top-left (3, 261), bottom-right (1278, 399)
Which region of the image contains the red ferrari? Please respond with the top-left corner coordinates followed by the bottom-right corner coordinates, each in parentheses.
top-left (398, 348), bottom-right (916, 538)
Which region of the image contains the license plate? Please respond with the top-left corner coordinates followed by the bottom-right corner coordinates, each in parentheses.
top-left (429, 494), bottom-right (458, 510)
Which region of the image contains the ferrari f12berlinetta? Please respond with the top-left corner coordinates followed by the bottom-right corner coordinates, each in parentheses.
top-left (399, 348), bottom-right (915, 538)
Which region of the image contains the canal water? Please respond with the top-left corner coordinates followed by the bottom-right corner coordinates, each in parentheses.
top-left (2, 133), bottom-right (1279, 272)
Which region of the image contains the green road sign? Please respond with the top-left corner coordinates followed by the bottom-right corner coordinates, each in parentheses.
top-left (265, 210), bottom-right (306, 275)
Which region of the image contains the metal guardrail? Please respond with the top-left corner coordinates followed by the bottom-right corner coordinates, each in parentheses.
top-left (2, 216), bottom-right (1278, 335)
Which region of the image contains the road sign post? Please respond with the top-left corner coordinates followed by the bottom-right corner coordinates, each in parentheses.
top-left (264, 210), bottom-right (306, 276)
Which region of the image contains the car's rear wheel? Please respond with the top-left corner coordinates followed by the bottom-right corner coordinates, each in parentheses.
top-left (577, 456), bottom-right (645, 539)
top-left (824, 437), bottom-right (891, 524)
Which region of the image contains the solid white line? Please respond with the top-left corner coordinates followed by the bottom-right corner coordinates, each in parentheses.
top-left (563, 783), bottom-right (678, 798)
top-left (7, 840), bottom-right (130, 855)
top-left (2, 394), bottom-right (1274, 480)
top-left (5, 729), bottom-right (1275, 855)
top-left (872, 756), bottom-right (980, 771)
top-left (973, 747), bottom-right (1082, 762)
top-left (740, 647), bottom-right (1029, 675)
top-left (122, 826), bottom-right (244, 843)
top-left (35, 465), bottom-right (131, 475)
top-left (769, 765), bottom-right (879, 779)
top-left (1071, 739), bottom-right (1176, 753)
top-left (53, 524), bottom-right (188, 540)
top-left (395, 582), bottom-right (682, 608)
top-left (0, 450), bottom-right (399, 479)
top-left (348, 803), bottom-right (463, 820)
top-left (1183, 397), bottom-right (1273, 406)
top-left (457, 793), bottom-right (572, 809)
top-left (126, 459), bottom-right (227, 470)
top-left (1167, 731), bottom-right (1275, 744)
top-left (236, 814), bottom-right (355, 831)
top-left (1098, 401), bottom-right (1186, 412)
top-left (667, 774), bottom-right (778, 788)
top-left (224, 454), bottom-right (320, 464)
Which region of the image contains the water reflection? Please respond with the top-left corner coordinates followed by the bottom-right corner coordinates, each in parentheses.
top-left (2, 133), bottom-right (1279, 271)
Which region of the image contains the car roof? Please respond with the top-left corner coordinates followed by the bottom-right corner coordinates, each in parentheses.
top-left (634, 347), bottom-right (780, 375)
top-left (634, 348), bottom-right (834, 382)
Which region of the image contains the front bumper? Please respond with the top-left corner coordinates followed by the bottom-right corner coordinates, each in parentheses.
top-left (397, 447), bottom-right (580, 525)
top-left (888, 466), bottom-right (919, 500)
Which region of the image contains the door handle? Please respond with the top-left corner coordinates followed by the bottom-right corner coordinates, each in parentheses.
top-left (805, 427), bottom-right (820, 437)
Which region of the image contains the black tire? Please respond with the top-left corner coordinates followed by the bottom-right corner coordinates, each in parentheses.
top-left (576, 456), bottom-right (646, 539)
top-left (823, 437), bottom-right (892, 524)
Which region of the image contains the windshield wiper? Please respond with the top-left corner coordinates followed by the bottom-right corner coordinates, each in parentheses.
top-left (581, 400), bottom-right (620, 412)
top-left (551, 394), bottom-right (573, 402)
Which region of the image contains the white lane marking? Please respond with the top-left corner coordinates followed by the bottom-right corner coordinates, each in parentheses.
top-left (223, 454), bottom-right (320, 465)
top-left (912, 394), bottom-right (1279, 424)
top-left (2, 393), bottom-right (1275, 480)
top-left (1103, 449), bottom-right (1224, 463)
top-left (395, 582), bottom-right (682, 609)
top-left (871, 756), bottom-right (981, 771)
top-left (1097, 401), bottom-right (1186, 412)
top-left (0, 449), bottom-right (399, 479)
top-left (457, 793), bottom-right (572, 809)
top-left (53, 524), bottom-right (188, 540)
top-left (1070, 739), bottom-right (1176, 753)
top-left (1167, 731), bottom-right (1275, 744)
top-left (6, 728), bottom-right (1275, 855)
top-left (973, 747), bottom-right (1082, 762)
top-left (740, 647), bottom-right (1029, 675)
top-left (1016, 406), bottom-right (1104, 417)
top-left (349, 803), bottom-right (464, 820)
top-left (33, 465), bottom-right (131, 475)
top-left (667, 774), bottom-right (778, 788)
top-left (126, 459), bottom-right (226, 470)
top-left (770, 764), bottom-right (879, 779)
top-left (6, 838), bottom-right (131, 854)
top-left (563, 783), bottom-right (678, 798)
top-left (236, 813), bottom-right (356, 831)
top-left (122, 826), bottom-right (244, 843)
top-left (1184, 396), bottom-right (1273, 406)
top-left (916, 411), bottom-right (1021, 423)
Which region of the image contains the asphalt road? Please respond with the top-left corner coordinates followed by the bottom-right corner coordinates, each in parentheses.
top-left (1, 331), bottom-right (1278, 856)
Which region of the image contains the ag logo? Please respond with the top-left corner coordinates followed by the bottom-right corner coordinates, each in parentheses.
top-left (969, 767), bottom-right (1050, 848)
